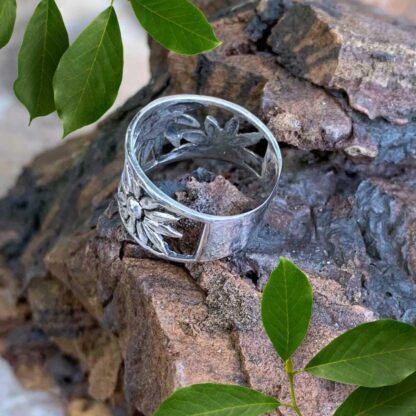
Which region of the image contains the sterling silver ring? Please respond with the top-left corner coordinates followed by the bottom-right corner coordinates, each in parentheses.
top-left (117, 95), bottom-right (282, 263)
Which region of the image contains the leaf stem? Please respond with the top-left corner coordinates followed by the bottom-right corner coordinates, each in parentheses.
top-left (293, 369), bottom-right (304, 375)
top-left (285, 359), bottom-right (303, 416)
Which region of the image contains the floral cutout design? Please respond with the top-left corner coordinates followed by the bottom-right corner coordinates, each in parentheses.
top-left (118, 167), bottom-right (182, 255)
top-left (164, 114), bottom-right (264, 148)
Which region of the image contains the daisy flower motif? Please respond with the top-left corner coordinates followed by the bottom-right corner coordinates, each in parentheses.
top-left (117, 169), bottom-right (182, 255)
top-left (165, 114), bottom-right (264, 148)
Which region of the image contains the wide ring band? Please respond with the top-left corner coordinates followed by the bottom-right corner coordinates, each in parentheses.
top-left (117, 95), bottom-right (282, 263)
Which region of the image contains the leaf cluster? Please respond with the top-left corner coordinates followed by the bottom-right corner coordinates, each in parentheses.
top-left (155, 258), bottom-right (416, 415)
top-left (0, 0), bottom-right (220, 136)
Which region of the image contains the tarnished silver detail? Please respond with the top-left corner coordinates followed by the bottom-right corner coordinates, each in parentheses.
top-left (118, 95), bottom-right (282, 262)
top-left (165, 114), bottom-right (264, 149)
top-left (118, 166), bottom-right (183, 256)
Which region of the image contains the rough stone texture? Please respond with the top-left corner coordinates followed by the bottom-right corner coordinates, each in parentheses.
top-left (269, 0), bottom-right (416, 124)
top-left (1, 0), bottom-right (416, 415)
top-left (169, 7), bottom-right (276, 115)
top-left (46, 225), bottom-right (248, 415)
top-left (43, 224), bottom-right (377, 416)
top-left (176, 175), bottom-right (254, 216)
top-left (348, 110), bottom-right (416, 168)
top-left (169, 3), bottom-right (416, 169)
top-left (263, 67), bottom-right (352, 150)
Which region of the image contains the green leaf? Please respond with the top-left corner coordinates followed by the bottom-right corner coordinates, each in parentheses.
top-left (261, 257), bottom-right (313, 361)
top-left (14, 0), bottom-right (69, 121)
top-left (0, 0), bottom-right (16, 49)
top-left (130, 0), bottom-right (221, 55)
top-left (154, 383), bottom-right (280, 416)
top-left (334, 372), bottom-right (416, 416)
top-left (305, 320), bottom-right (416, 387)
top-left (53, 6), bottom-right (123, 136)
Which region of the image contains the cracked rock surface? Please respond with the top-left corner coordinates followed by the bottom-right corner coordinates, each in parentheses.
top-left (1, 0), bottom-right (416, 415)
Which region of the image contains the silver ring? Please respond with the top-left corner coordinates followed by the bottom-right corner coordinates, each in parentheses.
top-left (117, 95), bottom-right (282, 263)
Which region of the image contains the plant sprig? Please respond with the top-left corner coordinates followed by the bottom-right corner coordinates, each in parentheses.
top-left (0, 0), bottom-right (16, 49)
top-left (154, 258), bottom-right (416, 416)
top-left (0, 0), bottom-right (221, 136)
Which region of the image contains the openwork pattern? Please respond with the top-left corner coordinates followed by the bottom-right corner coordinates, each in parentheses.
top-left (118, 165), bottom-right (183, 256)
top-left (165, 114), bottom-right (264, 149)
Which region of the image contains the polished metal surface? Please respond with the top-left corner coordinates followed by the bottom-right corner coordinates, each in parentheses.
top-left (118, 95), bottom-right (282, 262)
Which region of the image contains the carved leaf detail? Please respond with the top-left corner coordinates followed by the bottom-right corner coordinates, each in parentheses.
top-left (146, 220), bottom-right (183, 239)
top-left (176, 114), bottom-right (200, 127)
top-left (117, 173), bottom-right (183, 255)
top-left (145, 210), bottom-right (180, 223)
top-left (224, 116), bottom-right (239, 136)
top-left (164, 113), bottom-right (264, 149)
top-left (143, 223), bottom-right (168, 254)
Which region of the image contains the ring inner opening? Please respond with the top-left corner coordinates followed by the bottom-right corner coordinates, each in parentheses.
top-left (131, 100), bottom-right (280, 216)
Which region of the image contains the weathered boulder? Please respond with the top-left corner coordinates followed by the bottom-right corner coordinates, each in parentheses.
top-left (39, 196), bottom-right (376, 415)
top-left (269, 0), bottom-right (416, 124)
top-left (168, 1), bottom-right (416, 169)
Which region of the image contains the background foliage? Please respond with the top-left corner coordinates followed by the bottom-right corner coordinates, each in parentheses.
top-left (0, 0), bottom-right (220, 136)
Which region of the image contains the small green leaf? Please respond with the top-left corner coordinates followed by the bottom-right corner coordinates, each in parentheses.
top-left (130, 0), bottom-right (221, 55)
top-left (53, 6), bottom-right (123, 136)
top-left (305, 320), bottom-right (416, 387)
top-left (261, 257), bottom-right (313, 361)
top-left (14, 0), bottom-right (69, 121)
top-left (0, 0), bottom-right (16, 49)
top-left (335, 372), bottom-right (416, 416)
top-left (154, 383), bottom-right (280, 416)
